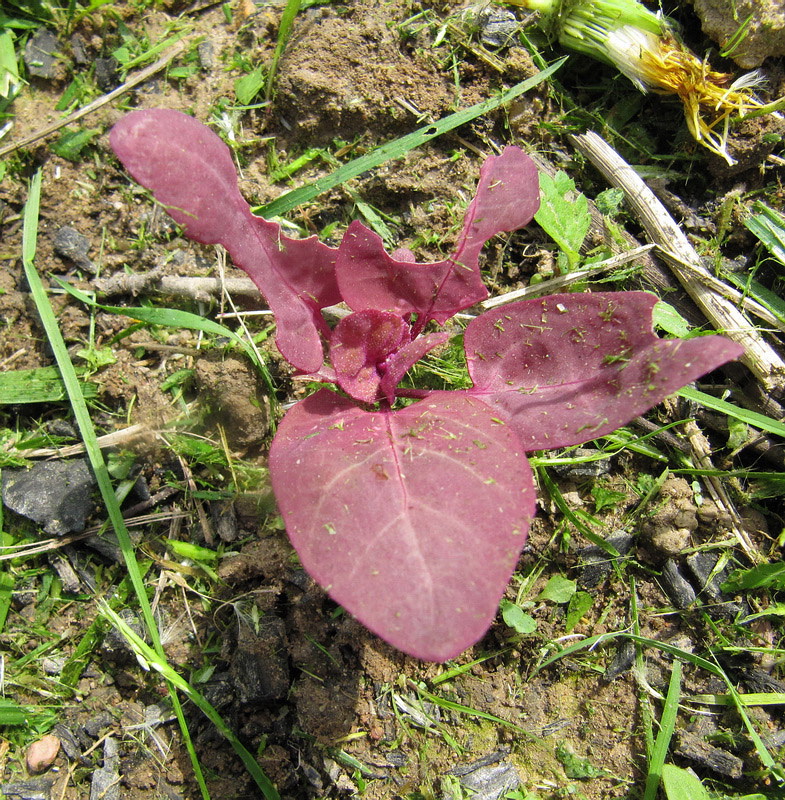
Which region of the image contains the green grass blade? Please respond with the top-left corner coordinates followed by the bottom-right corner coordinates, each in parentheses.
top-left (20, 171), bottom-right (278, 800)
top-left (265, 0), bottom-right (300, 102)
top-left (643, 659), bottom-right (681, 800)
top-left (100, 603), bottom-right (281, 800)
top-left (678, 386), bottom-right (785, 437)
top-left (256, 57), bottom-right (567, 218)
top-left (0, 365), bottom-right (96, 404)
top-left (55, 278), bottom-right (278, 408)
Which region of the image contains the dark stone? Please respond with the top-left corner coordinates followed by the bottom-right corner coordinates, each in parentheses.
top-left (477, 8), bottom-right (518, 48)
top-left (23, 30), bottom-right (61, 80)
top-left (660, 560), bottom-right (696, 609)
top-left (686, 551), bottom-right (742, 619)
top-left (53, 226), bottom-right (93, 272)
top-left (577, 532), bottom-right (634, 588)
top-left (82, 710), bottom-right (114, 738)
top-left (197, 40), bottom-right (215, 70)
top-left (0, 777), bottom-right (55, 800)
top-left (603, 639), bottom-right (636, 682)
top-left (69, 34), bottom-right (89, 66)
top-left (551, 448), bottom-right (612, 479)
top-left (93, 57), bottom-right (118, 91)
top-left (2, 459), bottom-right (95, 535)
top-left (675, 731), bottom-right (744, 779)
top-left (229, 617), bottom-right (290, 705)
top-left (51, 724), bottom-right (82, 760)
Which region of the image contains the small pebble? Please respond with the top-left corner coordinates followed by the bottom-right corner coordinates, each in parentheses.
top-left (26, 735), bottom-right (60, 774)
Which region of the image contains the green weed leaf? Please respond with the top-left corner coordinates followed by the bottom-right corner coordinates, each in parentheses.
top-left (499, 599), bottom-right (537, 634)
top-left (534, 171), bottom-right (590, 270)
top-left (538, 575), bottom-right (576, 604)
top-left (565, 591), bottom-right (593, 633)
top-left (721, 562), bottom-right (785, 592)
top-left (51, 128), bottom-right (99, 161)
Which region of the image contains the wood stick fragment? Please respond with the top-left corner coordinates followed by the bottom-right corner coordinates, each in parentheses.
top-left (570, 131), bottom-right (785, 394)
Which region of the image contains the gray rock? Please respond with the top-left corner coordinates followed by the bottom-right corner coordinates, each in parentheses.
top-left (89, 737), bottom-right (120, 800)
top-left (675, 730), bottom-right (743, 779)
top-left (53, 226), bottom-right (93, 272)
top-left (2, 459), bottom-right (95, 535)
top-left (211, 499), bottom-right (238, 542)
top-left (446, 760), bottom-right (520, 800)
top-left (0, 778), bottom-right (55, 800)
top-left (578, 532), bottom-right (634, 588)
top-left (197, 40), bottom-right (216, 70)
top-left (477, 8), bottom-right (519, 48)
top-left (83, 710), bottom-right (114, 739)
top-left (24, 30), bottom-right (61, 80)
top-left (660, 560), bottom-right (696, 609)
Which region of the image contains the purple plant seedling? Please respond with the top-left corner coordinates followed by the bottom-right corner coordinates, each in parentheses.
top-left (111, 109), bottom-right (744, 661)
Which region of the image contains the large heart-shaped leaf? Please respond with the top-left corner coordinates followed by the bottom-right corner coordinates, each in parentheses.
top-left (110, 109), bottom-right (340, 372)
top-left (464, 292), bottom-right (744, 450)
top-left (335, 147), bottom-right (540, 324)
top-left (269, 389), bottom-right (536, 661)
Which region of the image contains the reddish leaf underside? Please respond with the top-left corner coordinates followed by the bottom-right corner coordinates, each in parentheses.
top-left (335, 147), bottom-right (540, 324)
top-left (464, 292), bottom-right (745, 450)
top-left (269, 389), bottom-right (536, 661)
top-left (109, 108), bottom-right (340, 372)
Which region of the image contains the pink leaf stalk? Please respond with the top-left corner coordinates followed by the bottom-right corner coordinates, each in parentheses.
top-left (111, 109), bottom-right (744, 661)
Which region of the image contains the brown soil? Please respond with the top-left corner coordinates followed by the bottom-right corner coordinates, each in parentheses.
top-left (1, 2), bottom-right (784, 799)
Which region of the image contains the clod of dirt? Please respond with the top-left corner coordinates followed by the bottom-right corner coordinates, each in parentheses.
top-left (640, 476), bottom-right (698, 558)
top-left (229, 617), bottom-right (290, 705)
top-left (2, 459), bottom-right (95, 535)
top-left (274, 5), bottom-right (453, 143)
top-left (193, 354), bottom-right (270, 451)
top-left (692, 0), bottom-right (785, 68)
top-left (53, 226), bottom-right (94, 273)
top-left (25, 735), bottom-right (61, 775)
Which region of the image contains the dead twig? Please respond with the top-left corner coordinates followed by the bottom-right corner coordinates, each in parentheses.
top-left (570, 130), bottom-right (785, 395)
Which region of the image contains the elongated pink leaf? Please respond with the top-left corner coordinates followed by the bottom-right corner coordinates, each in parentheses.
top-left (464, 292), bottom-right (744, 450)
top-left (336, 147), bottom-right (540, 324)
top-left (110, 109), bottom-right (340, 372)
top-left (269, 389), bottom-right (535, 661)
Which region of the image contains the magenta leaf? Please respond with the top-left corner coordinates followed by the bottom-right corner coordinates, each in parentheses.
top-left (335, 147), bottom-right (540, 324)
top-left (329, 310), bottom-right (409, 403)
top-left (110, 109), bottom-right (340, 372)
top-left (268, 389), bottom-right (536, 661)
top-left (464, 292), bottom-right (745, 450)
top-left (378, 331), bottom-right (451, 403)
